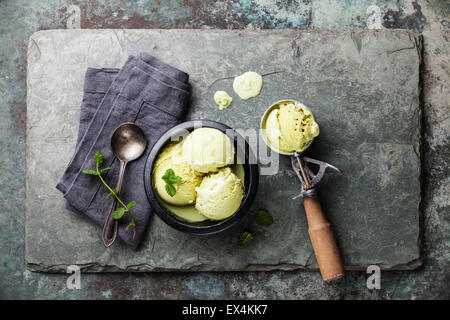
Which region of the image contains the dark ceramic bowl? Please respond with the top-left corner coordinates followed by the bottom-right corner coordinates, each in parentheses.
top-left (143, 120), bottom-right (259, 235)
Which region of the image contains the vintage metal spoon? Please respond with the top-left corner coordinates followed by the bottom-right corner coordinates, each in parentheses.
top-left (102, 122), bottom-right (147, 247)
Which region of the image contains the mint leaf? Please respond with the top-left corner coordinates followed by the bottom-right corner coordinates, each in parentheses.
top-left (162, 168), bottom-right (182, 184)
top-left (127, 201), bottom-right (136, 209)
top-left (100, 167), bottom-right (113, 173)
top-left (165, 184), bottom-right (176, 197)
top-left (94, 152), bottom-right (104, 164)
top-left (112, 207), bottom-right (125, 219)
top-left (82, 169), bottom-right (99, 176)
top-left (256, 209), bottom-right (274, 225)
top-left (161, 168), bottom-right (174, 183)
top-left (162, 169), bottom-right (176, 183)
top-left (239, 231), bottom-right (253, 248)
top-left (162, 168), bottom-right (181, 196)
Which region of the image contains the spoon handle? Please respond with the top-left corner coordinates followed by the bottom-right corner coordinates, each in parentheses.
top-left (102, 161), bottom-right (127, 247)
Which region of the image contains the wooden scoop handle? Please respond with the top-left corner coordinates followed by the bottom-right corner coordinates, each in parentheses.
top-left (303, 194), bottom-right (345, 281)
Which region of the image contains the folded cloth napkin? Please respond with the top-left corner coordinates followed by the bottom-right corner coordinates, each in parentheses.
top-left (56, 53), bottom-right (191, 248)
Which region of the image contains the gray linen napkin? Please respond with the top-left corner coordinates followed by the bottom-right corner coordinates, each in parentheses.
top-left (56, 53), bottom-right (190, 248)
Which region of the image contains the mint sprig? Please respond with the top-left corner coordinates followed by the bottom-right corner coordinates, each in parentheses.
top-left (162, 168), bottom-right (182, 197)
top-left (82, 151), bottom-right (137, 239)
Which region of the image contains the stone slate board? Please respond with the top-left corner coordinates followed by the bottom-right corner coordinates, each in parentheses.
top-left (26, 29), bottom-right (422, 272)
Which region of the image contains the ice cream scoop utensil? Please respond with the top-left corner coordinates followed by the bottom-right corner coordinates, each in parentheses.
top-left (102, 123), bottom-right (147, 248)
top-left (291, 151), bottom-right (345, 281)
top-left (260, 100), bottom-right (344, 281)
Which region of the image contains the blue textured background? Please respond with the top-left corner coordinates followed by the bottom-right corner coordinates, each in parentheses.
top-left (0, 0), bottom-right (449, 299)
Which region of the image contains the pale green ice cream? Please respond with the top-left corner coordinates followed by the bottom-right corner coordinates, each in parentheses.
top-left (195, 167), bottom-right (244, 220)
top-left (264, 101), bottom-right (319, 153)
top-left (154, 135), bottom-right (245, 223)
top-left (158, 164), bottom-right (245, 223)
top-left (182, 128), bottom-right (235, 173)
top-left (161, 203), bottom-right (208, 223)
top-left (214, 90), bottom-right (233, 110)
top-left (153, 141), bottom-right (203, 206)
top-left (233, 71), bottom-right (263, 100)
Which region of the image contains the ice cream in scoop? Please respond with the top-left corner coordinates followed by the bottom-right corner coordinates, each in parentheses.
top-left (153, 141), bottom-right (203, 206)
top-left (263, 101), bottom-right (320, 153)
top-left (182, 128), bottom-right (235, 173)
top-left (195, 167), bottom-right (244, 220)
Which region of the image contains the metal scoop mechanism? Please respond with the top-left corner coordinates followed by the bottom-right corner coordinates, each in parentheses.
top-left (291, 152), bottom-right (340, 200)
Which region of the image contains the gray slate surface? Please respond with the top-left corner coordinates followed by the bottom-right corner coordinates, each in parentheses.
top-left (26, 29), bottom-right (422, 272)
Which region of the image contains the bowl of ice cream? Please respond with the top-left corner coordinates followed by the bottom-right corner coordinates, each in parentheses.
top-left (260, 100), bottom-right (320, 155)
top-left (143, 120), bottom-right (259, 235)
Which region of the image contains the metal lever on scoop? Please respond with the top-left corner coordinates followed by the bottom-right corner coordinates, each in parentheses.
top-left (291, 154), bottom-right (340, 199)
top-left (291, 153), bottom-right (345, 281)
